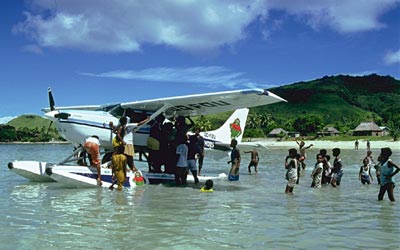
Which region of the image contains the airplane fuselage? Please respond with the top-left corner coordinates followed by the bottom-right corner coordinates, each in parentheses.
top-left (44, 108), bottom-right (249, 152)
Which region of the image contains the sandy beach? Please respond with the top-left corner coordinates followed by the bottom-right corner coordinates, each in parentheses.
top-left (242, 138), bottom-right (400, 150)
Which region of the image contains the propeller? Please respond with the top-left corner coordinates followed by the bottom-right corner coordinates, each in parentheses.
top-left (46, 87), bottom-right (56, 136)
top-left (48, 87), bottom-right (55, 111)
top-left (45, 87), bottom-right (71, 138)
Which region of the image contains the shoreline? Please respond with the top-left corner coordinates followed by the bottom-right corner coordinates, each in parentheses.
top-left (0, 141), bottom-right (70, 145)
top-left (1, 139), bottom-right (398, 151)
top-left (242, 139), bottom-right (400, 150)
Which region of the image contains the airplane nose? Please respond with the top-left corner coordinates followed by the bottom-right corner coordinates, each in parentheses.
top-left (55, 112), bottom-right (71, 119)
top-left (44, 111), bottom-right (70, 121)
top-left (7, 162), bottom-right (13, 170)
top-left (44, 110), bottom-right (59, 122)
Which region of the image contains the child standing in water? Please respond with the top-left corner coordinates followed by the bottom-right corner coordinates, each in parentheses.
top-left (284, 148), bottom-right (298, 194)
top-left (331, 148), bottom-right (343, 187)
top-left (175, 135), bottom-right (188, 185)
top-left (359, 158), bottom-right (373, 185)
top-left (364, 150), bottom-right (376, 167)
top-left (311, 154), bottom-right (324, 188)
top-left (377, 147), bottom-right (400, 201)
top-left (111, 145), bottom-right (127, 191)
top-left (227, 139), bottom-right (241, 181)
top-left (244, 148), bottom-right (259, 174)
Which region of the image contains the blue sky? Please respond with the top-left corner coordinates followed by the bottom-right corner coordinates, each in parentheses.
top-left (1, 0), bottom-right (399, 123)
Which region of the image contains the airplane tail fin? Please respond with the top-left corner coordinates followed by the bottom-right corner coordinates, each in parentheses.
top-left (200, 108), bottom-right (249, 149)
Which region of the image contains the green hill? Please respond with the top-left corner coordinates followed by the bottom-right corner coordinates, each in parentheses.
top-left (250, 74), bottom-right (400, 136)
top-left (8, 114), bottom-right (53, 130)
top-left (3, 114), bottom-right (60, 141)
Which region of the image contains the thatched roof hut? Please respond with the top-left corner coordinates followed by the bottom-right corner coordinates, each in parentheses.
top-left (318, 126), bottom-right (340, 136)
top-left (267, 128), bottom-right (288, 137)
top-left (353, 122), bottom-right (383, 136)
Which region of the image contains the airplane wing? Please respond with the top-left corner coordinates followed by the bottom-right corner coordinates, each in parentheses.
top-left (41, 88), bottom-right (286, 117)
top-left (41, 88), bottom-right (120, 112)
top-left (42, 103), bottom-right (120, 113)
top-left (120, 89), bottom-right (286, 117)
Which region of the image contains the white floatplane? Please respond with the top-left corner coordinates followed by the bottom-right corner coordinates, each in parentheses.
top-left (8, 88), bottom-right (286, 187)
top-left (8, 159), bottom-right (227, 188)
top-left (45, 164), bottom-right (228, 188)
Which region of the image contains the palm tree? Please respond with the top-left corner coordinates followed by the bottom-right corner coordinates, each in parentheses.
top-left (195, 115), bottom-right (213, 131)
top-left (259, 113), bottom-right (273, 127)
top-left (247, 113), bottom-right (264, 129)
top-left (386, 120), bottom-right (400, 141)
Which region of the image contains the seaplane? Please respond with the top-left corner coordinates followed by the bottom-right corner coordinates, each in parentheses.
top-left (7, 87), bottom-right (286, 188)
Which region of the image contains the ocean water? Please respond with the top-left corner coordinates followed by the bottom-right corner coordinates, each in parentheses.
top-left (1, 143), bottom-right (400, 250)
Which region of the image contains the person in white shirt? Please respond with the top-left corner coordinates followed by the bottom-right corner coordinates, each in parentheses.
top-left (175, 135), bottom-right (188, 185)
top-left (124, 110), bottom-right (149, 172)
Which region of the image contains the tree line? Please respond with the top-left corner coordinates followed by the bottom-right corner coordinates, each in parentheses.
top-left (1, 113), bottom-right (399, 142)
top-left (0, 124), bottom-right (63, 142)
top-left (244, 112), bottom-right (400, 141)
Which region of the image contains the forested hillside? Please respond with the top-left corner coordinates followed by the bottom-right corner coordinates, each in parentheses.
top-left (1, 114), bottom-right (61, 142)
top-left (247, 74), bottom-right (400, 138)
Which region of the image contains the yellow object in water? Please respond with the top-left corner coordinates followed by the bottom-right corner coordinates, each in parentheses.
top-left (200, 187), bottom-right (214, 192)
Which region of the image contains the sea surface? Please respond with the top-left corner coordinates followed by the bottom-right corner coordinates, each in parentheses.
top-left (1, 143), bottom-right (400, 250)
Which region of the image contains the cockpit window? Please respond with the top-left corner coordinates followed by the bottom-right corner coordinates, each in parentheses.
top-left (108, 105), bottom-right (125, 117)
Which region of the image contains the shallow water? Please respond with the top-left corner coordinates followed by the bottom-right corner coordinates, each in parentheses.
top-left (1, 143), bottom-right (399, 250)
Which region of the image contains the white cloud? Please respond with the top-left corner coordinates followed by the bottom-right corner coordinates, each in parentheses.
top-left (13, 0), bottom-right (400, 53)
top-left (14, 1), bottom-right (265, 53)
top-left (268, 0), bottom-right (400, 33)
top-left (81, 66), bottom-right (263, 89)
top-left (0, 116), bottom-right (16, 124)
top-left (384, 49), bottom-right (400, 64)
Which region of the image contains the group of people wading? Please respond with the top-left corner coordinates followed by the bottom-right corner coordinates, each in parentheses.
top-left (284, 140), bottom-right (400, 202)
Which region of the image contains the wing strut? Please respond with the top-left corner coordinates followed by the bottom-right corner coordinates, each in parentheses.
top-left (132, 103), bottom-right (171, 133)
